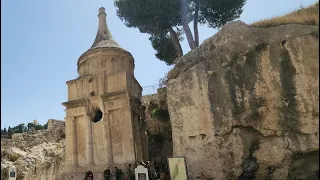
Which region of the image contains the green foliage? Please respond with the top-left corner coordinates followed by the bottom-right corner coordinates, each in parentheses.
top-left (151, 109), bottom-right (158, 117)
top-left (27, 122), bottom-right (35, 131)
top-left (2, 121), bottom-right (49, 139)
top-left (115, 0), bottom-right (183, 34)
top-left (147, 100), bottom-right (170, 122)
top-left (151, 109), bottom-right (170, 122)
top-left (147, 101), bottom-right (158, 112)
top-left (115, 0), bottom-right (246, 64)
top-left (12, 123), bottom-right (26, 133)
top-left (149, 33), bottom-right (179, 65)
top-left (35, 124), bottom-right (44, 130)
top-left (8, 153), bottom-right (20, 162)
top-left (197, 0), bottom-right (246, 28)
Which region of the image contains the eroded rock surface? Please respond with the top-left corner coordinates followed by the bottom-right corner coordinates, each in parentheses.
top-left (1, 128), bottom-right (65, 180)
top-left (167, 21), bottom-right (319, 180)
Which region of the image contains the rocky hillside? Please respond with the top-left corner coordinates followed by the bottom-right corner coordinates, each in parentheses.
top-left (167, 9), bottom-right (319, 180)
top-left (1, 128), bottom-right (65, 180)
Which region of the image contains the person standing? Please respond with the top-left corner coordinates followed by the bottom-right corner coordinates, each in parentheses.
top-left (115, 166), bottom-right (123, 180)
top-left (103, 167), bottom-right (111, 180)
top-left (127, 164), bottom-right (135, 180)
top-left (84, 171), bottom-right (93, 180)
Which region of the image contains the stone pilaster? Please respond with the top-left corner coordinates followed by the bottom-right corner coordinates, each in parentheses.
top-left (71, 117), bottom-right (78, 166)
top-left (85, 114), bottom-right (94, 164)
top-left (105, 112), bottom-right (114, 165)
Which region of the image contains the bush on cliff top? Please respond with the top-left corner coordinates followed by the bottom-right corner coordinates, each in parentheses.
top-left (251, 2), bottom-right (319, 27)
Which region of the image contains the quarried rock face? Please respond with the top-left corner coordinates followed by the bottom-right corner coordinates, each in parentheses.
top-left (1, 128), bottom-right (66, 180)
top-left (167, 21), bottom-right (319, 180)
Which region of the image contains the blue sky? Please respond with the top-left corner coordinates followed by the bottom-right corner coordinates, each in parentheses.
top-left (1, 0), bottom-right (317, 128)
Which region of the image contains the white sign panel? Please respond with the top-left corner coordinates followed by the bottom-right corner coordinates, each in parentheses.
top-left (135, 165), bottom-right (149, 180)
top-left (8, 167), bottom-right (17, 180)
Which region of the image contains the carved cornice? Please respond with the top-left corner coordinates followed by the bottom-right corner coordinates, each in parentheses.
top-left (62, 98), bottom-right (87, 109)
top-left (101, 90), bottom-right (128, 102)
top-left (63, 91), bottom-right (143, 111)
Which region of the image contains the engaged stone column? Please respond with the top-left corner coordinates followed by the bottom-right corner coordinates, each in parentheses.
top-left (105, 112), bottom-right (114, 165)
top-left (85, 114), bottom-right (94, 164)
top-left (71, 117), bottom-right (78, 166)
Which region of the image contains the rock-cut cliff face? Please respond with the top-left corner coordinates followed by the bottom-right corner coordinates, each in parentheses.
top-left (167, 21), bottom-right (319, 180)
top-left (1, 128), bottom-right (65, 180)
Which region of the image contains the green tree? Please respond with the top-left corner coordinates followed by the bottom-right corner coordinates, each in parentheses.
top-left (7, 127), bottom-right (13, 139)
top-left (27, 123), bottom-right (35, 131)
top-left (13, 124), bottom-right (25, 133)
top-left (8, 126), bottom-right (12, 133)
top-left (115, 0), bottom-right (246, 64)
top-left (35, 124), bottom-right (44, 130)
top-left (3, 128), bottom-right (7, 135)
top-left (149, 32), bottom-right (182, 65)
top-left (43, 123), bottom-right (48, 130)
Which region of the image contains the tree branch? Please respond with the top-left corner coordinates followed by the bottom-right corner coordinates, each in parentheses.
top-left (179, 0), bottom-right (197, 50)
top-left (167, 27), bottom-right (183, 57)
top-left (194, 0), bottom-right (200, 47)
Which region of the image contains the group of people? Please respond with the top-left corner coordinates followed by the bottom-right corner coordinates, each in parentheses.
top-left (84, 161), bottom-right (170, 180)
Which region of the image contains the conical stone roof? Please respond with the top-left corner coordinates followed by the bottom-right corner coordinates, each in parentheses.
top-left (89, 7), bottom-right (122, 50)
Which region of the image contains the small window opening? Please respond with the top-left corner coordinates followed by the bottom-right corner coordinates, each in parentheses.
top-left (92, 109), bottom-right (103, 123)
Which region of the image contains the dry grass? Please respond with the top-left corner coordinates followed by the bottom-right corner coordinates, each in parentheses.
top-left (251, 2), bottom-right (319, 27)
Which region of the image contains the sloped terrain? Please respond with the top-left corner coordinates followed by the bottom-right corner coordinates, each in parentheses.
top-left (1, 129), bottom-right (65, 180)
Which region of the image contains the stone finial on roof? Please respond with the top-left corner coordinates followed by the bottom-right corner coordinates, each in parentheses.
top-left (90, 7), bottom-right (121, 49)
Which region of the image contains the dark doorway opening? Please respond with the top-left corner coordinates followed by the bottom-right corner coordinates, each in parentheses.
top-left (92, 109), bottom-right (103, 123)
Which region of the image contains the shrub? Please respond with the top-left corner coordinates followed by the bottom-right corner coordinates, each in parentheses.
top-left (8, 153), bottom-right (20, 162)
top-left (151, 108), bottom-right (170, 122)
top-left (147, 101), bottom-right (158, 112)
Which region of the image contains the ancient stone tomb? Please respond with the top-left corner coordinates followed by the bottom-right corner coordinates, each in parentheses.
top-left (62, 7), bottom-right (148, 176)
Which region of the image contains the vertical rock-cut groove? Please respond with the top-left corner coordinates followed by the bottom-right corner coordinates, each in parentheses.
top-left (207, 61), bottom-right (226, 134)
top-left (278, 43), bottom-right (300, 132)
top-left (224, 45), bottom-right (264, 123)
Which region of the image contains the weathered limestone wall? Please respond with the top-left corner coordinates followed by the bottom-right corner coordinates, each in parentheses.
top-left (48, 119), bottom-right (65, 130)
top-left (24, 155), bottom-right (65, 180)
top-left (167, 21), bottom-right (319, 179)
